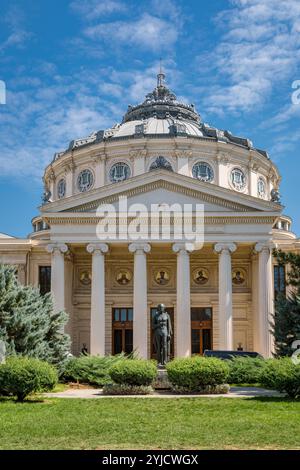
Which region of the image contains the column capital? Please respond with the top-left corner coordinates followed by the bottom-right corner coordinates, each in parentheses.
top-left (172, 243), bottom-right (194, 254)
top-left (214, 242), bottom-right (237, 254)
top-left (87, 243), bottom-right (109, 255)
top-left (46, 243), bottom-right (68, 254)
top-left (254, 241), bottom-right (276, 254)
top-left (128, 242), bottom-right (151, 254)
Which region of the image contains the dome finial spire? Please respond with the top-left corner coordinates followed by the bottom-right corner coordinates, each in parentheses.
top-left (157, 58), bottom-right (165, 87)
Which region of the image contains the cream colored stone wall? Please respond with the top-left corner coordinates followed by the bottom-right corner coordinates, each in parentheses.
top-left (1, 236), bottom-right (300, 357)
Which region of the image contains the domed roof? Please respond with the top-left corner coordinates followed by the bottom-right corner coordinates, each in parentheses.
top-left (101, 72), bottom-right (204, 139)
top-left (53, 71), bottom-right (269, 160)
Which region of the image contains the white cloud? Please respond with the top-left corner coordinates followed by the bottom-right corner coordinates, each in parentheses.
top-left (70, 0), bottom-right (126, 20)
top-left (0, 5), bottom-right (32, 53)
top-left (202, 0), bottom-right (300, 114)
top-left (84, 13), bottom-right (178, 51)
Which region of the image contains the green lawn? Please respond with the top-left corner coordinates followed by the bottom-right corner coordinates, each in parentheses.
top-left (0, 397), bottom-right (299, 450)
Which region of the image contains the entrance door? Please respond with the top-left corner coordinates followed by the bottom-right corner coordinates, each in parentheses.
top-left (191, 307), bottom-right (212, 355)
top-left (112, 308), bottom-right (133, 355)
top-left (150, 307), bottom-right (174, 360)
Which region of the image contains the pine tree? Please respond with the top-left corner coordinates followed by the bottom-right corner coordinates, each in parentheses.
top-left (272, 250), bottom-right (300, 357)
top-left (0, 264), bottom-right (70, 372)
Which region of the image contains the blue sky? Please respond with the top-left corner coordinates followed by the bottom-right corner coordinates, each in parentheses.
top-left (0, 0), bottom-right (300, 237)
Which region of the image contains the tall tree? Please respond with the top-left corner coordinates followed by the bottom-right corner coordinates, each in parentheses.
top-left (0, 264), bottom-right (70, 372)
top-left (272, 250), bottom-right (300, 357)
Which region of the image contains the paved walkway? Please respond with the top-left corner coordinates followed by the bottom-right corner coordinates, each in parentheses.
top-left (45, 386), bottom-right (283, 399)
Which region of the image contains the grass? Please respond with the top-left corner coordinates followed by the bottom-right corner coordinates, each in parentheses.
top-left (0, 397), bottom-right (300, 449)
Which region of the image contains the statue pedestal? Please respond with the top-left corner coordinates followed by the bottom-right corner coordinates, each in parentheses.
top-left (154, 367), bottom-right (171, 390)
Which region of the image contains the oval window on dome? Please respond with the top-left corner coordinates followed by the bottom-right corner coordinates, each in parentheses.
top-left (257, 177), bottom-right (266, 198)
top-left (77, 169), bottom-right (94, 192)
top-left (192, 162), bottom-right (214, 182)
top-left (57, 178), bottom-right (66, 199)
top-left (109, 162), bottom-right (131, 183)
top-left (231, 167), bottom-right (246, 191)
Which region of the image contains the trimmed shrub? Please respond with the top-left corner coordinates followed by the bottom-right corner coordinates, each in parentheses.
top-left (109, 359), bottom-right (157, 386)
top-left (0, 357), bottom-right (58, 401)
top-left (260, 358), bottom-right (300, 398)
top-left (102, 384), bottom-right (153, 395)
top-left (228, 357), bottom-right (265, 384)
top-left (62, 355), bottom-right (124, 386)
top-left (166, 357), bottom-right (229, 392)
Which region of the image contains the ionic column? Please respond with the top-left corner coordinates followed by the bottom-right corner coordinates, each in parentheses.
top-left (214, 243), bottom-right (237, 350)
top-left (172, 243), bottom-right (192, 357)
top-left (128, 243), bottom-right (151, 359)
top-left (87, 243), bottom-right (109, 356)
top-left (254, 243), bottom-right (274, 357)
top-left (46, 243), bottom-right (68, 313)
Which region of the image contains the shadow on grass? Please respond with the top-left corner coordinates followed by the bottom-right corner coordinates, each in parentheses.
top-left (246, 396), bottom-right (300, 403)
top-left (0, 395), bottom-right (48, 404)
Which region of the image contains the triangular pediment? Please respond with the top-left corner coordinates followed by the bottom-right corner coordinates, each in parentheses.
top-left (41, 169), bottom-right (282, 215)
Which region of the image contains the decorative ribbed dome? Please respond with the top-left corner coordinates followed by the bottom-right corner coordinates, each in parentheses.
top-left (55, 70), bottom-right (269, 160)
top-left (122, 72), bottom-right (201, 124)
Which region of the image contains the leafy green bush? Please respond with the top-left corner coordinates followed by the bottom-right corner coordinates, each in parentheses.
top-left (260, 358), bottom-right (300, 398)
top-left (0, 357), bottom-right (58, 401)
top-left (166, 357), bottom-right (229, 392)
top-left (228, 357), bottom-right (265, 384)
top-left (62, 355), bottom-right (125, 386)
top-left (109, 359), bottom-right (157, 386)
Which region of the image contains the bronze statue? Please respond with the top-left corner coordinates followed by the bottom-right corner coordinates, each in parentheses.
top-left (152, 303), bottom-right (173, 366)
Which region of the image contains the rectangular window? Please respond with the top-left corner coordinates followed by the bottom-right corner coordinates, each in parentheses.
top-left (191, 308), bottom-right (212, 322)
top-left (39, 266), bottom-right (51, 296)
top-left (274, 265), bottom-right (286, 299)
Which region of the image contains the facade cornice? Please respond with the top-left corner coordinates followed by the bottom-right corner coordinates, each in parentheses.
top-left (43, 213), bottom-right (277, 226)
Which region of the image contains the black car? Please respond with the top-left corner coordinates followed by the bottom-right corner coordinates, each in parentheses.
top-left (203, 350), bottom-right (263, 360)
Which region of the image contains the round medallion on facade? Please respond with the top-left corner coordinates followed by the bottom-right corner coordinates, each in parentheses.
top-left (257, 177), bottom-right (266, 198)
top-left (192, 268), bottom-right (209, 285)
top-left (57, 178), bottom-right (66, 199)
top-left (77, 169), bottom-right (94, 192)
top-left (192, 162), bottom-right (214, 182)
top-left (116, 269), bottom-right (132, 285)
top-left (109, 162), bottom-right (131, 183)
top-left (154, 269), bottom-right (170, 286)
top-left (232, 268), bottom-right (246, 285)
top-left (79, 270), bottom-right (92, 286)
top-left (230, 167), bottom-right (246, 191)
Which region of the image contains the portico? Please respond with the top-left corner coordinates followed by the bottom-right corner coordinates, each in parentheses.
top-left (45, 236), bottom-right (275, 359)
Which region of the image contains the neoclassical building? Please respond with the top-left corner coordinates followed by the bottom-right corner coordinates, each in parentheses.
top-left (1, 72), bottom-right (299, 358)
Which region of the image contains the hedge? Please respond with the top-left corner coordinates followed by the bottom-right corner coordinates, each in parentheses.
top-left (228, 357), bottom-right (265, 384)
top-left (260, 357), bottom-right (300, 398)
top-left (166, 357), bottom-right (229, 392)
top-left (0, 357), bottom-right (58, 401)
top-left (109, 359), bottom-right (157, 386)
top-left (62, 355), bottom-right (124, 386)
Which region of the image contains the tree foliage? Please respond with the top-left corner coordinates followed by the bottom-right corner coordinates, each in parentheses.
top-left (0, 264), bottom-right (70, 372)
top-left (272, 250), bottom-right (300, 357)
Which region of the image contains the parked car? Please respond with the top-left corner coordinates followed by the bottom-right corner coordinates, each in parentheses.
top-left (203, 350), bottom-right (263, 360)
